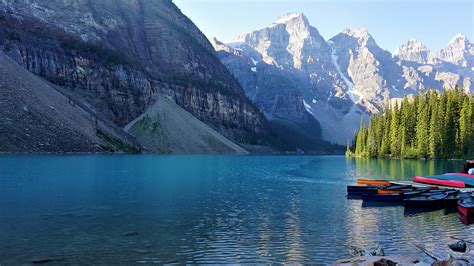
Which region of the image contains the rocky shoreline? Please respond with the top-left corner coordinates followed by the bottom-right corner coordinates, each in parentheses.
top-left (334, 239), bottom-right (473, 265)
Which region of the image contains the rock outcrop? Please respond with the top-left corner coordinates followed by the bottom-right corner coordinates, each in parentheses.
top-left (0, 51), bottom-right (139, 153)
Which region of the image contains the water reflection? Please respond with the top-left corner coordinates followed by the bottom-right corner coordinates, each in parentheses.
top-left (0, 155), bottom-right (472, 264)
top-left (284, 187), bottom-right (304, 262)
top-left (350, 158), bottom-right (463, 181)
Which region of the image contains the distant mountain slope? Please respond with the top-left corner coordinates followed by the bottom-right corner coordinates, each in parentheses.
top-left (124, 96), bottom-right (248, 154)
top-left (210, 38), bottom-right (323, 144)
top-left (0, 0), bottom-right (267, 151)
top-left (214, 13), bottom-right (473, 144)
top-left (0, 51), bottom-right (138, 153)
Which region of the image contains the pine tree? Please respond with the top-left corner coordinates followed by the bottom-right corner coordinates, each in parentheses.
top-left (444, 90), bottom-right (457, 158)
top-left (379, 101), bottom-right (392, 157)
top-left (367, 117), bottom-right (378, 157)
top-left (459, 97), bottom-right (470, 156)
top-left (469, 96), bottom-right (474, 156)
top-left (429, 91), bottom-right (442, 158)
top-left (416, 93), bottom-right (430, 158)
top-left (355, 120), bottom-right (367, 157)
top-left (390, 102), bottom-right (401, 157)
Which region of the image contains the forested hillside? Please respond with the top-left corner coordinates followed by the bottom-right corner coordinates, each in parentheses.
top-left (347, 87), bottom-right (473, 159)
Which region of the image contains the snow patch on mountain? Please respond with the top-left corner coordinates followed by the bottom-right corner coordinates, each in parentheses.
top-left (272, 12), bottom-right (302, 26)
top-left (329, 45), bottom-right (360, 103)
top-left (303, 100), bottom-right (313, 115)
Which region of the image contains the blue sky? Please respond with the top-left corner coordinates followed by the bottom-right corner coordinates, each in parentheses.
top-left (173, 0), bottom-right (473, 52)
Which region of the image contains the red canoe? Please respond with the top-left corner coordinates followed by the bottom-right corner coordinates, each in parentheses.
top-left (458, 197), bottom-right (474, 217)
top-left (414, 176), bottom-right (466, 188)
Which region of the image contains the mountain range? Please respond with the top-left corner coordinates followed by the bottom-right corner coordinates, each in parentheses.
top-left (211, 12), bottom-right (473, 144)
top-left (0, 0), bottom-right (277, 154)
top-left (0, 2), bottom-right (471, 153)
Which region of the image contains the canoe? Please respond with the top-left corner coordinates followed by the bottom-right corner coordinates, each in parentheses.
top-left (404, 193), bottom-right (447, 208)
top-left (414, 176), bottom-right (466, 188)
top-left (376, 185), bottom-right (413, 194)
top-left (377, 188), bottom-right (416, 194)
top-left (347, 184), bottom-right (409, 195)
top-left (445, 192), bottom-right (472, 208)
top-left (362, 190), bottom-right (423, 202)
top-left (458, 196), bottom-right (474, 217)
top-left (347, 184), bottom-right (381, 195)
top-left (357, 179), bottom-right (391, 186)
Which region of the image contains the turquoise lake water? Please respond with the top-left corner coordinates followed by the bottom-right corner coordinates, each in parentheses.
top-left (0, 155), bottom-right (471, 264)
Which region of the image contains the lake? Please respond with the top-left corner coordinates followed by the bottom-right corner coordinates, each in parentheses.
top-left (0, 155), bottom-right (471, 264)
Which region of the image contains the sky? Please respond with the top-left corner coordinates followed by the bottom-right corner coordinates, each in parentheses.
top-left (173, 0), bottom-right (473, 52)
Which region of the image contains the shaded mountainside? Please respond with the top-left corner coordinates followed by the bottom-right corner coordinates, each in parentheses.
top-left (124, 96), bottom-right (248, 154)
top-left (0, 0), bottom-right (266, 150)
top-left (0, 51), bottom-right (139, 153)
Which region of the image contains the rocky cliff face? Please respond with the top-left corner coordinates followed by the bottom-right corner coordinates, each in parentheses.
top-left (234, 13), bottom-right (353, 113)
top-left (0, 0), bottom-right (266, 146)
top-left (437, 34), bottom-right (474, 69)
top-left (214, 13), bottom-right (473, 144)
top-left (0, 50), bottom-right (139, 153)
top-left (211, 37), bottom-right (323, 146)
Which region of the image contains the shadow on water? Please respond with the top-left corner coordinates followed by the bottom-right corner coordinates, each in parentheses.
top-left (361, 201), bottom-right (403, 208)
top-left (403, 207), bottom-right (445, 217)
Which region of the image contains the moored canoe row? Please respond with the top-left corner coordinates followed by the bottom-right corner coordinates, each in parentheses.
top-left (348, 179), bottom-right (474, 219)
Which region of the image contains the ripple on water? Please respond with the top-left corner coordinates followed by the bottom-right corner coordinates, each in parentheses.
top-left (0, 156), bottom-right (471, 264)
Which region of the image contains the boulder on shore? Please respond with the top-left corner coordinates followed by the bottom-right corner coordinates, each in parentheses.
top-left (333, 256), bottom-right (420, 265)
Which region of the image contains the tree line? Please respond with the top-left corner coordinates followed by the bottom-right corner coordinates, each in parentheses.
top-left (347, 87), bottom-right (474, 159)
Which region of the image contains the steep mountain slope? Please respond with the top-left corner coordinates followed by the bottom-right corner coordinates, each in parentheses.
top-left (0, 51), bottom-right (138, 153)
top-left (0, 0), bottom-right (267, 151)
top-left (124, 96), bottom-right (248, 154)
top-left (211, 37), bottom-right (333, 152)
top-left (215, 13), bottom-right (473, 144)
top-left (233, 13), bottom-right (353, 113)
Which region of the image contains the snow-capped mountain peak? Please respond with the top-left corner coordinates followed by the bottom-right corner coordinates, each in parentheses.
top-left (448, 33), bottom-right (468, 44)
top-left (394, 39), bottom-right (428, 54)
top-left (342, 28), bottom-right (370, 39)
top-left (438, 33), bottom-right (473, 68)
top-left (272, 12), bottom-right (307, 26)
top-left (393, 38), bottom-right (432, 63)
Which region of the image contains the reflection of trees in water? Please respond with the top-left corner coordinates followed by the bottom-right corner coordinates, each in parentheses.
top-left (351, 158), bottom-right (463, 180)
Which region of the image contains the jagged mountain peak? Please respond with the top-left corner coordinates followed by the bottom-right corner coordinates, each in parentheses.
top-left (393, 38), bottom-right (429, 56)
top-left (271, 12), bottom-right (308, 26)
top-left (396, 39), bottom-right (429, 52)
top-left (337, 27), bottom-right (378, 48)
top-left (393, 39), bottom-right (431, 63)
top-left (341, 28), bottom-right (370, 39)
top-left (448, 33), bottom-right (469, 45)
top-left (438, 33), bottom-right (473, 68)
